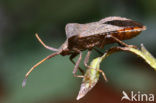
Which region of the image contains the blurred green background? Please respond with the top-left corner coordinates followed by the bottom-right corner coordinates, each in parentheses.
top-left (0, 0), bottom-right (156, 103)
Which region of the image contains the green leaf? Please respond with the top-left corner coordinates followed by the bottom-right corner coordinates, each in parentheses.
top-left (77, 44), bottom-right (156, 100)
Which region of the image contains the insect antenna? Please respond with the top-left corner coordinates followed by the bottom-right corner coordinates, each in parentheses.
top-left (22, 51), bottom-right (61, 88)
top-left (35, 33), bottom-right (59, 51)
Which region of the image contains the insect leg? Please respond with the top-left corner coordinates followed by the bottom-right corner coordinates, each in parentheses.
top-left (98, 69), bottom-right (108, 82)
top-left (72, 52), bottom-right (84, 78)
top-left (84, 50), bottom-right (91, 68)
top-left (35, 33), bottom-right (59, 51)
top-left (94, 48), bottom-right (104, 55)
top-left (70, 53), bottom-right (84, 75)
top-left (117, 42), bottom-right (124, 47)
top-left (105, 35), bottom-right (136, 48)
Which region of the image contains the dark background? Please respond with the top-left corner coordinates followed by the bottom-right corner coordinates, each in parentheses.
top-left (0, 0), bottom-right (156, 103)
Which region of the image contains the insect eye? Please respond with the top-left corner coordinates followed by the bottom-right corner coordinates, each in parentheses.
top-left (103, 20), bottom-right (143, 28)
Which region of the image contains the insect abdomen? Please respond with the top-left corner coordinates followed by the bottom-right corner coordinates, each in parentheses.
top-left (112, 27), bottom-right (146, 40)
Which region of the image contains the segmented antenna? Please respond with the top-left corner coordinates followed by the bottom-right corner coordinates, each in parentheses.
top-left (22, 51), bottom-right (60, 87)
top-left (35, 33), bottom-right (59, 51)
top-left (22, 33), bottom-right (62, 87)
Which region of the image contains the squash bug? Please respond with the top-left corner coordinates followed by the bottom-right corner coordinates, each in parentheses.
top-left (22, 16), bottom-right (146, 87)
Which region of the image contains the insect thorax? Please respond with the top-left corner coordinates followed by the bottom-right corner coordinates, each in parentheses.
top-left (67, 34), bottom-right (106, 51)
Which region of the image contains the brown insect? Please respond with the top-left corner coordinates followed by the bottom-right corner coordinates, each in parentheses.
top-left (22, 16), bottom-right (146, 87)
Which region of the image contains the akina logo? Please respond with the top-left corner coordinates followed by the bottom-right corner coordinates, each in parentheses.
top-left (121, 91), bottom-right (155, 102)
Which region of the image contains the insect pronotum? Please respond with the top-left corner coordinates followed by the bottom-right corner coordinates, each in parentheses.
top-left (22, 16), bottom-right (146, 87)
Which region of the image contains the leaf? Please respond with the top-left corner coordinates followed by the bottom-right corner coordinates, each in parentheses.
top-left (77, 44), bottom-right (156, 100)
top-left (128, 44), bottom-right (156, 70)
top-left (76, 57), bottom-right (101, 100)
